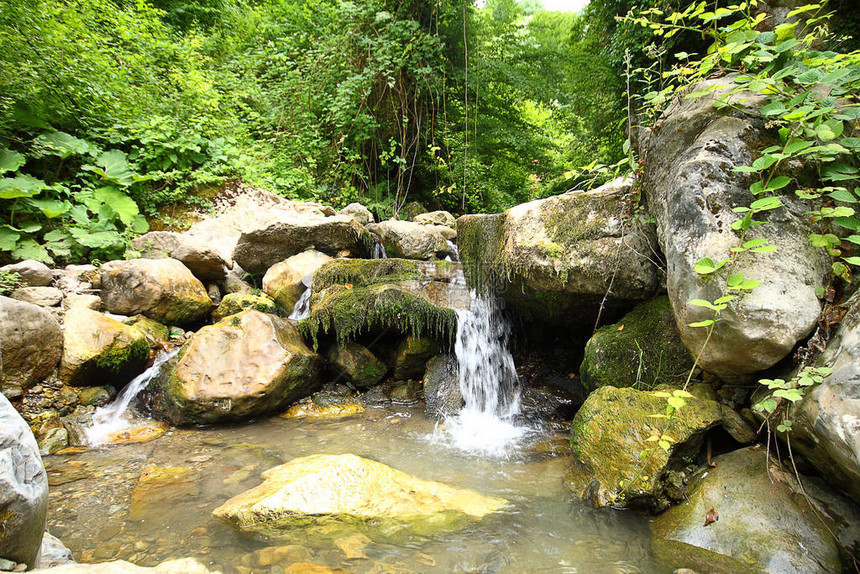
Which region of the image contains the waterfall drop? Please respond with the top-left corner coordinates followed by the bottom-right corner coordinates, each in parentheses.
top-left (434, 290), bottom-right (527, 457)
top-left (85, 348), bottom-right (179, 446)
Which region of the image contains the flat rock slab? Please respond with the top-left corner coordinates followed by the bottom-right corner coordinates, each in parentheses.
top-left (213, 454), bottom-right (507, 542)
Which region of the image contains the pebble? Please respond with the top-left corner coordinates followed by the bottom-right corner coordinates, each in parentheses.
top-left (0, 559), bottom-right (17, 572)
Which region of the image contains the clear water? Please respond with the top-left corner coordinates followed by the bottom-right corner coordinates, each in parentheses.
top-left (372, 235), bottom-right (387, 259)
top-left (85, 349), bottom-right (179, 446)
top-left (289, 282), bottom-right (312, 321)
top-left (46, 405), bottom-right (663, 573)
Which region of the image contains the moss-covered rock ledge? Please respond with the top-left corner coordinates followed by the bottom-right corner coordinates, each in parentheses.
top-left (298, 258), bottom-right (462, 348)
top-left (457, 178), bottom-right (660, 326)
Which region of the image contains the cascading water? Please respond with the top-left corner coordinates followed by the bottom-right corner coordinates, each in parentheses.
top-left (372, 234), bottom-right (387, 259)
top-left (434, 289), bottom-right (527, 457)
top-left (289, 275), bottom-right (313, 320)
top-left (86, 348), bottom-right (179, 446)
top-left (445, 239), bottom-right (459, 262)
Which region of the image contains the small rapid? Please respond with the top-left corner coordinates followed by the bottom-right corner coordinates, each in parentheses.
top-left (289, 277), bottom-right (313, 320)
top-left (85, 348), bottom-right (179, 446)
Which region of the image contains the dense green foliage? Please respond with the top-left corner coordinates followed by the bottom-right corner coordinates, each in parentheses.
top-left (2, 0), bottom-right (857, 265)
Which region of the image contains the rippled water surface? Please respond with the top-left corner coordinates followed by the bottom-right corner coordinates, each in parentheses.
top-left (45, 405), bottom-right (666, 573)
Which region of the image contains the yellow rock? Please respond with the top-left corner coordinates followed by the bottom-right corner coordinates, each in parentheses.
top-left (335, 533), bottom-right (371, 559)
top-left (283, 564), bottom-right (349, 574)
top-left (253, 544), bottom-right (313, 567)
top-left (282, 401), bottom-right (365, 419)
top-left (212, 454), bottom-right (507, 541)
top-left (129, 465), bottom-right (200, 521)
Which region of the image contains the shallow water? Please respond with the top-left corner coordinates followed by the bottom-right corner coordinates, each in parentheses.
top-left (45, 404), bottom-right (666, 573)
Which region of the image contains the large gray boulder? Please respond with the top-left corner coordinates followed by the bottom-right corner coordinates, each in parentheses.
top-left (339, 202), bottom-right (375, 226)
top-left (0, 296), bottom-right (63, 392)
top-left (651, 447), bottom-right (841, 574)
top-left (369, 220), bottom-right (450, 260)
top-left (414, 211), bottom-right (456, 228)
top-left (457, 178), bottom-right (660, 324)
top-left (793, 290), bottom-right (860, 501)
top-left (0, 394), bottom-right (48, 568)
top-left (100, 259), bottom-right (213, 325)
top-left (153, 310), bottom-right (322, 425)
top-left (233, 214), bottom-right (371, 274)
top-left (642, 78), bottom-right (828, 377)
top-left (132, 231), bottom-right (228, 281)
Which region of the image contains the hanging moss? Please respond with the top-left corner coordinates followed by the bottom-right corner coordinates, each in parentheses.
top-left (456, 213), bottom-right (508, 294)
top-left (298, 284), bottom-right (457, 349)
top-left (313, 258), bottom-right (425, 291)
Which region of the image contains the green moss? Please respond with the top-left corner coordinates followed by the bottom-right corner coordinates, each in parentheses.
top-left (456, 213), bottom-right (508, 293)
top-left (214, 293), bottom-right (278, 322)
top-left (542, 191), bottom-right (617, 247)
top-left (299, 284), bottom-right (457, 349)
top-left (580, 296), bottom-right (693, 392)
top-left (95, 337), bottom-right (149, 374)
top-left (313, 258), bottom-right (424, 291)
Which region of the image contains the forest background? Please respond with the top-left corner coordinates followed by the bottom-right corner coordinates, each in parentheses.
top-left (0, 0), bottom-right (858, 264)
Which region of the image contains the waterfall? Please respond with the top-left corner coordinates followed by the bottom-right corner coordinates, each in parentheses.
top-left (434, 291), bottom-right (526, 457)
top-left (372, 235), bottom-right (387, 259)
top-left (289, 276), bottom-right (313, 320)
top-left (85, 348), bottom-right (179, 446)
top-left (445, 239), bottom-right (459, 262)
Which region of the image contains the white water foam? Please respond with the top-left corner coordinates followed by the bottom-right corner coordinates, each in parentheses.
top-left (372, 235), bottom-right (387, 259)
top-left (85, 348), bottom-right (179, 446)
top-left (434, 292), bottom-right (526, 457)
top-left (289, 276), bottom-right (313, 321)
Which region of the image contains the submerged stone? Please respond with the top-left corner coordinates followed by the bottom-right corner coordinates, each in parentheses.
top-left (212, 454), bottom-right (507, 541)
top-left (580, 296), bottom-right (693, 392)
top-left (651, 447), bottom-right (840, 574)
top-left (129, 465), bottom-right (200, 521)
top-left (282, 400), bottom-right (365, 419)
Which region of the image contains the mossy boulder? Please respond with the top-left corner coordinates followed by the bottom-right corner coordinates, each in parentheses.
top-left (651, 447), bottom-right (841, 574)
top-left (457, 178), bottom-right (660, 325)
top-left (327, 342), bottom-right (387, 388)
top-left (580, 296), bottom-right (692, 392)
top-left (568, 385), bottom-right (723, 509)
top-left (125, 315), bottom-right (170, 348)
top-left (153, 310), bottom-right (322, 425)
top-left (263, 250), bottom-right (332, 311)
top-left (302, 258), bottom-right (465, 350)
top-left (232, 214), bottom-right (372, 274)
top-left (0, 296), bottom-right (63, 391)
top-left (59, 308), bottom-right (149, 387)
top-left (213, 292), bottom-right (278, 322)
top-left (100, 258), bottom-right (214, 325)
top-left (393, 336), bottom-right (440, 380)
top-left (212, 454), bottom-right (507, 543)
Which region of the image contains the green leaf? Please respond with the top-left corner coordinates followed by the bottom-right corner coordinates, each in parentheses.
top-left (822, 163), bottom-right (859, 182)
top-left (689, 319), bottom-right (715, 328)
top-left (760, 101), bottom-right (786, 116)
top-left (714, 295), bottom-right (737, 304)
top-left (68, 227), bottom-right (124, 249)
top-left (131, 214), bottom-right (150, 234)
top-left (784, 139), bottom-right (814, 155)
top-left (766, 176), bottom-right (792, 192)
top-left (0, 175), bottom-right (47, 199)
top-left (727, 273), bottom-right (743, 287)
top-left (694, 258), bottom-right (716, 275)
top-left (0, 148), bottom-right (25, 174)
top-left (751, 155), bottom-right (779, 171)
top-left (25, 198), bottom-right (70, 218)
top-left (667, 396), bottom-right (686, 410)
top-left (739, 279), bottom-right (761, 290)
top-left (11, 238), bottom-right (52, 264)
top-left (83, 150), bottom-right (137, 187)
top-left (821, 206), bottom-right (855, 218)
top-left (842, 256), bottom-right (860, 266)
top-left (774, 388), bottom-right (803, 402)
top-left (743, 238), bottom-right (768, 249)
top-left (0, 225), bottom-right (20, 251)
top-left (841, 137), bottom-right (860, 150)
top-left (93, 186), bottom-right (139, 225)
top-left (750, 196), bottom-right (782, 211)
top-left (829, 189), bottom-right (858, 203)
top-left (35, 131), bottom-right (95, 159)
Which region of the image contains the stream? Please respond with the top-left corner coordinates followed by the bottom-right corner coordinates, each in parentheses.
top-left (44, 404), bottom-right (662, 573)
